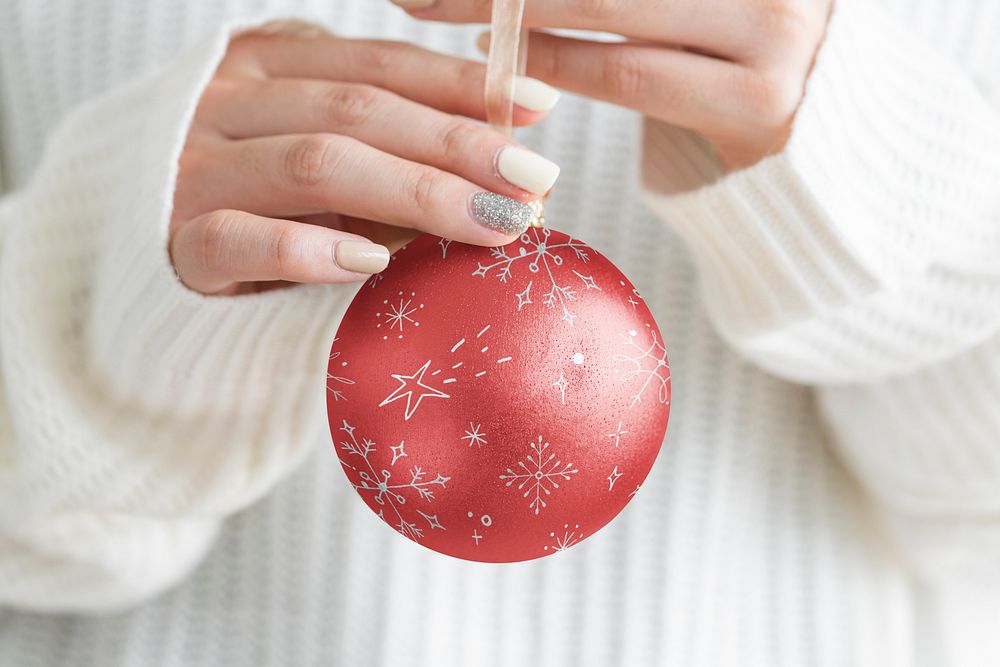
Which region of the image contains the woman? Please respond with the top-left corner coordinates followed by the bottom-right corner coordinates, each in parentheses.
top-left (0, 0), bottom-right (998, 664)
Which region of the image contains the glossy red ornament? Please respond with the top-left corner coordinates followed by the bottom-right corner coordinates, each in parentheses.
top-left (326, 227), bottom-right (670, 562)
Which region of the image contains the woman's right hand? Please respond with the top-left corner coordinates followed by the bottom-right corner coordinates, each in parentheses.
top-left (169, 27), bottom-right (562, 295)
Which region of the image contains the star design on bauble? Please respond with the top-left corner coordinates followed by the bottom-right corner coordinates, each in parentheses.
top-left (378, 359), bottom-right (451, 421)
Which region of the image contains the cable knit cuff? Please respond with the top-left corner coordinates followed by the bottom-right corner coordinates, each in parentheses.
top-left (0, 515), bottom-right (220, 613)
top-left (86, 16), bottom-right (350, 416)
top-left (0, 14), bottom-right (357, 522)
top-left (639, 0), bottom-right (1000, 338)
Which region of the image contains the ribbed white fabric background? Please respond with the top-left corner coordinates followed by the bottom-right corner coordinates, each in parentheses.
top-left (0, 0), bottom-right (998, 665)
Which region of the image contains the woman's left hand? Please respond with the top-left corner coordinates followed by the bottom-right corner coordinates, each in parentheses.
top-left (392, 0), bottom-right (833, 170)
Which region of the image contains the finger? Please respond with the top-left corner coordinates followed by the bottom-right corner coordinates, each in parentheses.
top-left (511, 32), bottom-right (771, 138)
top-left (229, 34), bottom-right (561, 121)
top-left (178, 133), bottom-right (540, 246)
top-left (393, 0), bottom-right (752, 61)
top-left (170, 209), bottom-right (391, 294)
top-left (295, 212), bottom-right (422, 253)
top-left (199, 78), bottom-right (560, 198)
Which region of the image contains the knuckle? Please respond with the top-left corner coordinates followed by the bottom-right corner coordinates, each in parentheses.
top-left (318, 83), bottom-right (381, 127)
top-left (223, 34), bottom-right (261, 64)
top-left (437, 120), bottom-right (479, 164)
top-left (603, 47), bottom-right (648, 101)
top-left (198, 78), bottom-right (239, 106)
top-left (744, 1), bottom-right (828, 69)
top-left (566, 0), bottom-right (625, 21)
top-left (404, 167), bottom-right (443, 217)
top-left (738, 69), bottom-right (802, 127)
top-left (454, 61), bottom-right (485, 99)
top-left (177, 144), bottom-right (207, 182)
top-left (355, 39), bottom-right (405, 74)
top-left (753, 0), bottom-right (810, 45)
top-left (221, 34), bottom-right (275, 77)
top-left (283, 135), bottom-right (342, 188)
top-left (197, 210), bottom-right (241, 273)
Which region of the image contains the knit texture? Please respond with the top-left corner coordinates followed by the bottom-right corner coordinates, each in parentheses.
top-left (0, 0), bottom-right (997, 664)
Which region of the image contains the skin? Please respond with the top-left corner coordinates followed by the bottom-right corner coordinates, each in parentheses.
top-left (402, 0), bottom-right (835, 170)
top-left (170, 31), bottom-right (554, 295)
top-left (173, 0), bottom-right (833, 295)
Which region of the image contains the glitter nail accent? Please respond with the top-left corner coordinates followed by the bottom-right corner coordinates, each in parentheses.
top-left (469, 191), bottom-right (535, 235)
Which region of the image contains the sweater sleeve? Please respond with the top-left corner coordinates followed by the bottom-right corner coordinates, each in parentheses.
top-left (0, 16), bottom-right (355, 613)
top-left (638, 0), bottom-right (1000, 585)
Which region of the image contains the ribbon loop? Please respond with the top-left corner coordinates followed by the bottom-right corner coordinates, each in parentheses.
top-left (484, 0), bottom-right (528, 137)
top-left (485, 0), bottom-right (546, 226)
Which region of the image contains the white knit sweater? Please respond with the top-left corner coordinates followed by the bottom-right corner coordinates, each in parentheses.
top-left (1, 0), bottom-right (999, 664)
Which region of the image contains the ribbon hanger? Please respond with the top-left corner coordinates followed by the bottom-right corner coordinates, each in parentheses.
top-left (484, 0), bottom-right (527, 136)
top-left (484, 0), bottom-right (547, 227)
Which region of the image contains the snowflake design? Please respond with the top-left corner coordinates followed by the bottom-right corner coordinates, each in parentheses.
top-left (462, 422), bottom-right (488, 448)
top-left (613, 326), bottom-right (671, 409)
top-left (543, 523), bottom-right (584, 553)
top-left (376, 290), bottom-right (423, 340)
top-left (326, 340), bottom-right (355, 401)
top-left (337, 419), bottom-right (450, 541)
top-left (607, 465), bottom-right (623, 491)
top-left (439, 237), bottom-right (452, 258)
top-left (499, 435), bottom-right (578, 515)
top-left (468, 511), bottom-right (493, 545)
top-left (367, 253), bottom-right (399, 288)
top-left (607, 420), bottom-right (628, 447)
top-left (472, 227), bottom-right (600, 326)
top-left (619, 279), bottom-right (645, 309)
top-left (552, 372), bottom-right (569, 405)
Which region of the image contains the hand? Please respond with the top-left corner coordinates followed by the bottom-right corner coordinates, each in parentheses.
top-left (171, 28), bottom-right (563, 295)
top-left (393, 0), bottom-right (833, 170)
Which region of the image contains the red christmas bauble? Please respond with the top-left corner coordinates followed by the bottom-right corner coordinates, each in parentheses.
top-left (326, 227), bottom-right (670, 562)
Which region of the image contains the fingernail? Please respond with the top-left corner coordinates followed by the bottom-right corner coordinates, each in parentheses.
top-left (476, 32), bottom-right (559, 113)
top-left (335, 240), bottom-right (391, 274)
top-left (495, 146), bottom-right (561, 195)
top-left (513, 75), bottom-right (561, 112)
top-left (391, 0), bottom-right (436, 8)
top-left (476, 31), bottom-right (491, 54)
top-left (469, 191), bottom-right (534, 235)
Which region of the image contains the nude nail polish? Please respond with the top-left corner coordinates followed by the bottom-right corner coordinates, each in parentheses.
top-left (475, 31), bottom-right (491, 54)
top-left (513, 76), bottom-right (561, 112)
top-left (391, 0), bottom-right (436, 8)
top-left (476, 33), bottom-right (560, 113)
top-left (335, 240), bottom-right (391, 274)
top-left (469, 191), bottom-right (534, 235)
top-left (495, 146), bottom-right (561, 195)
